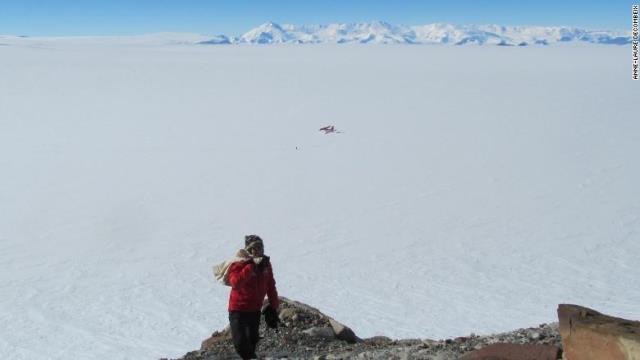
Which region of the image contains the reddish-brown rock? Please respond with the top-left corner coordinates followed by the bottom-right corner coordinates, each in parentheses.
top-left (558, 304), bottom-right (640, 360)
top-left (460, 343), bottom-right (561, 360)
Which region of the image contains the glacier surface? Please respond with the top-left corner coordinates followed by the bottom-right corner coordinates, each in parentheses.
top-left (0, 40), bottom-right (639, 360)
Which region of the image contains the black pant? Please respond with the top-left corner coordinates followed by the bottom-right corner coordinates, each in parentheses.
top-left (229, 311), bottom-right (261, 360)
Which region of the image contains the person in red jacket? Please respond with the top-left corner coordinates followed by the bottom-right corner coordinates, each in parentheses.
top-left (227, 235), bottom-right (279, 360)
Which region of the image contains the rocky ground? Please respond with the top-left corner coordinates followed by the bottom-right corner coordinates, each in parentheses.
top-left (169, 297), bottom-right (562, 360)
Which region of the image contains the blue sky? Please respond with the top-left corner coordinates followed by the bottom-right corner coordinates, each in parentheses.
top-left (0, 0), bottom-right (634, 36)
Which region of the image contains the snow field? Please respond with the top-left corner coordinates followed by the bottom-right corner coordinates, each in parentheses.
top-left (0, 42), bottom-right (639, 359)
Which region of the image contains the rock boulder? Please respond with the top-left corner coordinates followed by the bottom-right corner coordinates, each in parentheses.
top-left (558, 304), bottom-right (640, 360)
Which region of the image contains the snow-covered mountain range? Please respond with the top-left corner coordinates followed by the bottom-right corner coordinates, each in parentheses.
top-left (1, 22), bottom-right (628, 47)
top-left (202, 21), bottom-right (631, 45)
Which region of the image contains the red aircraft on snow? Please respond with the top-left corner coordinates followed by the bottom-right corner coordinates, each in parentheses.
top-left (319, 125), bottom-right (338, 134)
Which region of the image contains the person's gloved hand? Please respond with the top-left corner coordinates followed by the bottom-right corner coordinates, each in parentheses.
top-left (262, 306), bottom-right (279, 329)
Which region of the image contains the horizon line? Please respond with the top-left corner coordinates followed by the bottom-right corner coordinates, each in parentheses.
top-left (1, 20), bottom-right (629, 38)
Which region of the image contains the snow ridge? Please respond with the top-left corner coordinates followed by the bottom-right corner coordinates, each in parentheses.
top-left (201, 21), bottom-right (630, 45)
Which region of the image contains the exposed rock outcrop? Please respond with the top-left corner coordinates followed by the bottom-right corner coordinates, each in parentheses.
top-left (173, 296), bottom-right (564, 360)
top-left (558, 304), bottom-right (640, 360)
top-left (167, 299), bottom-right (640, 359)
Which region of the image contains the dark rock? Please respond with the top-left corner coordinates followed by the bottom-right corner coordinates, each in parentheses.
top-left (460, 343), bottom-right (562, 360)
top-left (200, 328), bottom-right (231, 351)
top-left (328, 318), bottom-right (360, 344)
top-left (303, 327), bottom-right (335, 340)
top-left (363, 336), bottom-right (393, 346)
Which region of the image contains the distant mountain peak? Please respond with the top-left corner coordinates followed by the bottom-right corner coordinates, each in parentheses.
top-left (257, 21), bottom-right (285, 31)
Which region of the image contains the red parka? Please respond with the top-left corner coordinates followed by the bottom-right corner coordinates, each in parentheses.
top-left (228, 258), bottom-right (279, 312)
